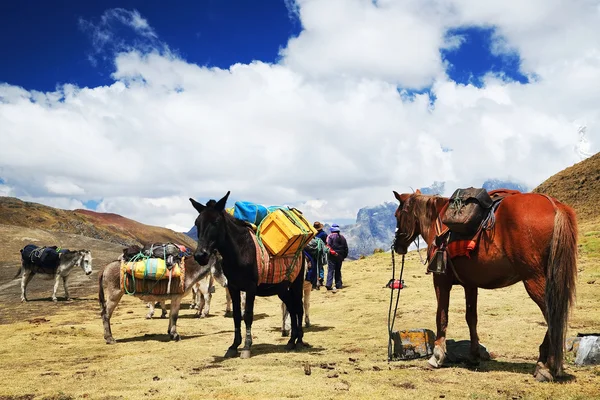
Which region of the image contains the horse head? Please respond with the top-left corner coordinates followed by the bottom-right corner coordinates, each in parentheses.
top-left (392, 189), bottom-right (422, 254)
top-left (189, 191), bottom-right (230, 266)
top-left (77, 250), bottom-right (93, 275)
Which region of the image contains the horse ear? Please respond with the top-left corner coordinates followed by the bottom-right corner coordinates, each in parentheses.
top-left (215, 191), bottom-right (230, 211)
top-left (189, 198), bottom-right (206, 214)
top-left (415, 189), bottom-right (421, 194)
top-left (393, 191), bottom-right (411, 203)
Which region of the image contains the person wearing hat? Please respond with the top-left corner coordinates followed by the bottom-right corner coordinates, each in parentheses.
top-left (312, 221), bottom-right (328, 288)
top-left (325, 223), bottom-right (348, 291)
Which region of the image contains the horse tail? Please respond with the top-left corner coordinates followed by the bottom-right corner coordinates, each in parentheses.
top-left (13, 265), bottom-right (23, 279)
top-left (98, 267), bottom-right (107, 317)
top-left (545, 202), bottom-right (578, 376)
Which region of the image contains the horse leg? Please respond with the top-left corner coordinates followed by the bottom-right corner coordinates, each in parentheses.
top-left (146, 302), bottom-right (156, 319)
top-left (52, 274), bottom-right (61, 302)
top-left (523, 278), bottom-right (554, 382)
top-left (202, 290), bottom-right (212, 318)
top-left (197, 292), bottom-right (207, 318)
top-left (279, 289), bottom-right (298, 350)
top-left (224, 287), bottom-right (243, 358)
top-left (281, 302), bottom-right (291, 337)
top-left (464, 286), bottom-right (480, 366)
top-left (429, 274), bottom-right (452, 368)
top-left (240, 287), bottom-right (256, 359)
top-left (160, 302), bottom-right (167, 319)
top-left (167, 297), bottom-right (182, 341)
top-left (101, 285), bottom-right (124, 345)
top-left (224, 288), bottom-right (233, 317)
top-left (241, 291), bottom-right (247, 318)
top-left (62, 276), bottom-right (71, 301)
top-left (190, 286), bottom-right (197, 309)
top-left (293, 284), bottom-right (305, 348)
top-left (303, 280), bottom-right (311, 328)
top-left (21, 270), bottom-right (34, 302)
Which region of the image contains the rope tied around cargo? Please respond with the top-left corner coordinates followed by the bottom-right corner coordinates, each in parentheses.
top-left (387, 238), bottom-right (405, 362)
top-left (255, 207), bottom-right (312, 281)
top-left (122, 251), bottom-right (168, 295)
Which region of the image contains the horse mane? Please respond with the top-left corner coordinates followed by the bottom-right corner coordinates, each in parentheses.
top-left (410, 194), bottom-right (448, 226)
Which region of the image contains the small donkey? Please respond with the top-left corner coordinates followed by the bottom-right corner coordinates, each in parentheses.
top-left (16, 245), bottom-right (93, 302)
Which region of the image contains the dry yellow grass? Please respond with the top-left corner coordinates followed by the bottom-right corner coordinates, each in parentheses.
top-left (1, 245), bottom-right (599, 400)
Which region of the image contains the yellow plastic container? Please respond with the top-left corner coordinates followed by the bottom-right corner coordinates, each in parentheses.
top-left (258, 208), bottom-right (317, 256)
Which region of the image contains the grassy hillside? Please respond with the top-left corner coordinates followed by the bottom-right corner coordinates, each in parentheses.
top-left (0, 196), bottom-right (196, 249)
top-left (533, 152), bottom-right (600, 224)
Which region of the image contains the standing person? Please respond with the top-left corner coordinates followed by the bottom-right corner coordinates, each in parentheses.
top-left (313, 221), bottom-right (328, 288)
top-left (325, 223), bottom-right (348, 291)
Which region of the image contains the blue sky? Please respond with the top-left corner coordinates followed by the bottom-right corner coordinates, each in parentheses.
top-left (0, 0), bottom-right (596, 231)
top-left (1, 2), bottom-right (526, 93)
top-left (1, 1), bottom-right (300, 91)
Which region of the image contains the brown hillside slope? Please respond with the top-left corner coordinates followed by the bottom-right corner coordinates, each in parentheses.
top-left (0, 196), bottom-right (195, 248)
top-left (533, 152), bottom-right (600, 223)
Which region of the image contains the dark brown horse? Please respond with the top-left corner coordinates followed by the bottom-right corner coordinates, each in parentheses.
top-left (392, 189), bottom-right (577, 382)
top-left (190, 191), bottom-right (307, 359)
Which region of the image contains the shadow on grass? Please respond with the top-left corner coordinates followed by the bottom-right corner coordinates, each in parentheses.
top-left (117, 333), bottom-right (206, 343)
top-left (268, 324), bottom-right (334, 334)
top-left (179, 312), bottom-right (270, 321)
top-left (27, 297), bottom-right (95, 303)
top-left (209, 342), bottom-right (326, 363)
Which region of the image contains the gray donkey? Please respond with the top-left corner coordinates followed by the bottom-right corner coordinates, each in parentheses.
top-left (16, 245), bottom-right (93, 302)
top-left (99, 254), bottom-right (224, 344)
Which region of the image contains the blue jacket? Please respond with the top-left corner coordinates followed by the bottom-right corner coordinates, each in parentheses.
top-left (315, 230), bottom-right (327, 244)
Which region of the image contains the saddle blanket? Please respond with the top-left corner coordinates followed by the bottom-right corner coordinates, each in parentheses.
top-left (120, 258), bottom-right (186, 295)
top-left (251, 231), bottom-right (303, 285)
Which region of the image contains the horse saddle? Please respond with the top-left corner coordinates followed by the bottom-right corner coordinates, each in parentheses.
top-left (427, 189), bottom-right (520, 275)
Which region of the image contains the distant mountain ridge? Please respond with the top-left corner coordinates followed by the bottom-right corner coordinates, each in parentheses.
top-left (184, 179), bottom-right (534, 259)
top-left (0, 196), bottom-right (196, 248)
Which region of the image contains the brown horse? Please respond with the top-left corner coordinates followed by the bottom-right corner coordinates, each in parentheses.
top-left (392, 189), bottom-right (577, 382)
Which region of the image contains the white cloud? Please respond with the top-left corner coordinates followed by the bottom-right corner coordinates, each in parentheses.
top-left (1, 2), bottom-right (599, 230)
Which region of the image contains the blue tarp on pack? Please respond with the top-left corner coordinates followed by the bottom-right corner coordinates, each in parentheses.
top-left (232, 201), bottom-right (269, 226)
top-left (20, 244), bottom-right (67, 270)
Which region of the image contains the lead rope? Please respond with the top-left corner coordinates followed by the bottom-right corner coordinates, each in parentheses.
top-left (387, 242), bottom-right (405, 362)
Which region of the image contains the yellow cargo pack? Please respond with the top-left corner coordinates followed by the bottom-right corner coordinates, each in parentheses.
top-left (258, 208), bottom-right (317, 257)
top-left (123, 258), bottom-right (183, 280)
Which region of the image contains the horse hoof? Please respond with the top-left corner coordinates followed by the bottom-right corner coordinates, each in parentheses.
top-left (285, 341), bottom-right (296, 351)
top-left (171, 333), bottom-right (181, 341)
top-left (161, 314), bottom-right (167, 319)
top-left (295, 341), bottom-right (310, 351)
top-left (305, 321), bottom-right (311, 328)
top-left (428, 355), bottom-right (441, 368)
top-left (105, 338), bottom-right (116, 345)
top-left (282, 330), bottom-right (290, 337)
top-left (52, 298), bottom-right (58, 303)
top-left (240, 350), bottom-right (251, 359)
top-left (534, 362), bottom-right (554, 382)
top-left (224, 311), bottom-right (233, 318)
top-left (224, 349), bottom-right (238, 358)
top-left (145, 314), bottom-right (152, 319)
